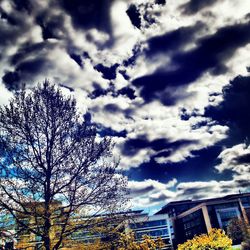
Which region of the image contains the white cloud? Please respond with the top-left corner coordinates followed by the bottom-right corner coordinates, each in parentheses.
top-left (111, 0), bottom-right (141, 59)
top-left (216, 143), bottom-right (250, 174)
top-left (0, 83), bottom-right (13, 106)
top-left (128, 178), bottom-right (177, 208)
top-left (0, 0), bottom-right (249, 211)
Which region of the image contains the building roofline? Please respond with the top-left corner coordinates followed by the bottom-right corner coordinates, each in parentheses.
top-left (176, 198), bottom-right (243, 219)
top-left (156, 192), bottom-right (250, 214)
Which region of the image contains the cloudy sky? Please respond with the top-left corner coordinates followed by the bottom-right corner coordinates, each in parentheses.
top-left (0, 0), bottom-right (250, 213)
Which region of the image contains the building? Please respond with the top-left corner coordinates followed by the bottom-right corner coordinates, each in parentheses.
top-left (156, 192), bottom-right (250, 248)
top-left (15, 201), bottom-right (64, 249)
top-left (3, 203), bottom-right (171, 249)
top-left (0, 212), bottom-right (16, 250)
top-left (128, 212), bottom-right (173, 249)
top-left (16, 207), bottom-right (173, 249)
top-left (2, 193), bottom-right (249, 249)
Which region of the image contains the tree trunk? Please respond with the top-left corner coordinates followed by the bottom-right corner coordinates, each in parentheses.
top-left (44, 199), bottom-right (51, 250)
top-left (44, 235), bottom-right (51, 250)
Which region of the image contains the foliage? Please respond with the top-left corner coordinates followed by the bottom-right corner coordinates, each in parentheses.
top-left (241, 222), bottom-right (250, 250)
top-left (227, 218), bottom-right (244, 244)
top-left (227, 217), bottom-right (250, 249)
top-left (177, 228), bottom-right (232, 250)
top-left (0, 211), bottom-right (15, 248)
top-left (0, 81), bottom-right (128, 250)
top-left (71, 231), bottom-right (165, 250)
top-left (115, 231), bottom-right (165, 250)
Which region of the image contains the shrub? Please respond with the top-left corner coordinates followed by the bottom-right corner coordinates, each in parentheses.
top-left (177, 228), bottom-right (232, 250)
top-left (227, 218), bottom-right (250, 249)
top-left (227, 218), bottom-right (245, 244)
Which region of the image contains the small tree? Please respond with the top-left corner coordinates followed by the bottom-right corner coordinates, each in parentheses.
top-left (227, 217), bottom-right (250, 249)
top-left (0, 211), bottom-right (15, 249)
top-left (227, 218), bottom-right (245, 244)
top-left (59, 230), bottom-right (165, 250)
top-left (177, 228), bottom-right (232, 250)
top-left (0, 81), bottom-right (128, 250)
top-left (116, 231), bottom-right (165, 250)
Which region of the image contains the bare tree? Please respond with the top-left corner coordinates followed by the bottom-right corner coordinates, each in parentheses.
top-left (0, 81), bottom-right (128, 250)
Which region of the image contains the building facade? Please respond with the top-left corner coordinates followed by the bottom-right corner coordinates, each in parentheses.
top-left (156, 192), bottom-right (250, 248)
top-left (128, 213), bottom-right (173, 250)
top-left (0, 212), bottom-right (15, 250)
top-left (1, 193), bottom-right (250, 249)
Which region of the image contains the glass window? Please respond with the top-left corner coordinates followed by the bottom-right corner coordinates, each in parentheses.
top-left (213, 202), bottom-right (238, 210)
top-left (130, 219), bottom-right (167, 229)
top-left (136, 228), bottom-right (169, 239)
top-left (241, 197), bottom-right (250, 207)
top-left (216, 208), bottom-right (240, 230)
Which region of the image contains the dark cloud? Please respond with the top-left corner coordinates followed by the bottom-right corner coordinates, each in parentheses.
top-left (2, 71), bottom-right (20, 91)
top-left (130, 185), bottom-right (155, 196)
top-left (0, 8), bottom-right (29, 47)
top-left (104, 103), bottom-right (122, 113)
top-left (2, 58), bottom-right (51, 90)
top-left (191, 120), bottom-right (209, 130)
top-left (155, 0), bottom-right (166, 5)
top-left (0, 9), bottom-right (18, 26)
top-left (206, 75), bottom-right (250, 141)
top-left (60, 0), bottom-right (113, 34)
top-left (236, 153), bottom-right (250, 165)
top-left (141, 3), bottom-right (159, 28)
top-left (36, 12), bottom-right (65, 40)
top-left (126, 145), bottom-right (224, 183)
top-left (246, 13), bottom-right (250, 20)
top-left (119, 69), bottom-right (129, 80)
top-left (126, 1), bottom-right (164, 30)
top-left (97, 125), bottom-right (127, 138)
top-left (122, 136), bottom-right (148, 156)
top-left (177, 185), bottom-right (214, 198)
top-left (83, 112), bottom-right (127, 138)
top-left (235, 179), bottom-right (250, 188)
top-left (117, 87), bottom-right (136, 100)
top-left (82, 51), bottom-right (90, 60)
top-left (149, 193), bottom-right (170, 203)
top-left (89, 83), bottom-right (108, 99)
top-left (119, 70), bottom-right (130, 80)
top-left (2, 1), bottom-right (64, 44)
top-left (89, 83), bottom-right (136, 100)
top-left (121, 136), bottom-right (196, 156)
top-left (0, 25), bottom-right (20, 47)
top-left (153, 151), bottom-right (171, 159)
top-left (94, 63), bottom-right (119, 80)
top-left (123, 43), bottom-right (142, 67)
top-left (2, 41), bottom-right (58, 90)
top-left (102, 103), bottom-right (134, 121)
top-left (12, 0), bottom-right (33, 13)
top-left (10, 42), bottom-right (52, 65)
top-left (133, 21), bottom-right (250, 104)
top-left (0, 0), bottom-right (249, 209)
top-left (179, 107), bottom-right (201, 121)
top-left (145, 22), bottom-right (205, 56)
top-left (16, 58), bottom-right (49, 74)
top-left (126, 4), bottom-right (141, 29)
top-left (69, 53), bottom-right (83, 68)
top-left (180, 0), bottom-right (218, 15)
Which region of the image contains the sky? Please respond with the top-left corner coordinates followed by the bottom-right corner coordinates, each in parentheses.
top-left (0, 0), bottom-right (250, 214)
